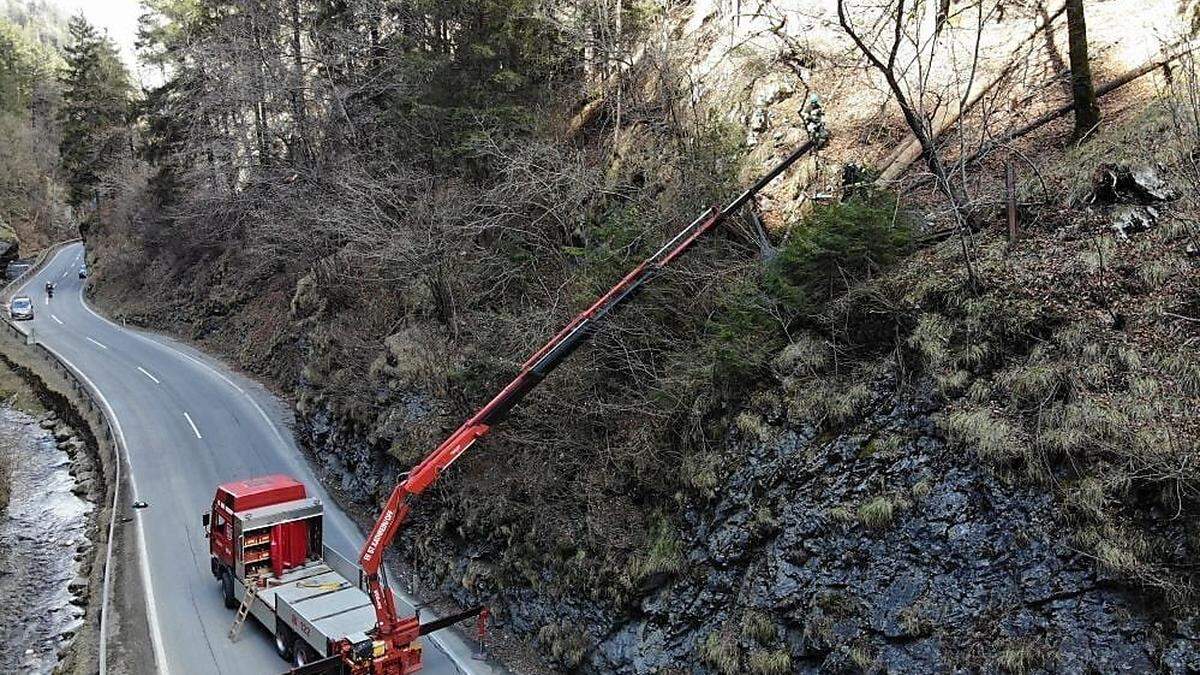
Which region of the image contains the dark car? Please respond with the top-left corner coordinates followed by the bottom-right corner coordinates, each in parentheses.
top-left (78, 267), bottom-right (87, 279)
top-left (9, 296), bottom-right (33, 320)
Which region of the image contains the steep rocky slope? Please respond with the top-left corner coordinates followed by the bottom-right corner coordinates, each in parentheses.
top-left (83, 0), bottom-right (1200, 672)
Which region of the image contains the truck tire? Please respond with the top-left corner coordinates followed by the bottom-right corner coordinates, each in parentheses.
top-left (221, 570), bottom-right (236, 609)
top-left (292, 641), bottom-right (315, 667)
top-left (274, 621), bottom-right (294, 661)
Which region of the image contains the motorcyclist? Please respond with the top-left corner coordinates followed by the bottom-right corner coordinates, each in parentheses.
top-left (45, 281), bottom-right (54, 298)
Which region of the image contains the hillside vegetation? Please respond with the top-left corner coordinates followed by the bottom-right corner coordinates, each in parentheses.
top-left (63, 0), bottom-right (1200, 671)
top-left (0, 0), bottom-right (75, 254)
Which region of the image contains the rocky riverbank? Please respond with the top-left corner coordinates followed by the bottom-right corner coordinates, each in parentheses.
top-left (0, 404), bottom-right (96, 673)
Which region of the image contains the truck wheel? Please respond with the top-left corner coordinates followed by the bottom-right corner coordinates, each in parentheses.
top-left (221, 570), bottom-right (236, 609)
top-left (292, 642), bottom-right (314, 667)
top-left (274, 622), bottom-right (294, 661)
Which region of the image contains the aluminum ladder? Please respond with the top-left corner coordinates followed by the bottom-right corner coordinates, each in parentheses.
top-left (228, 581), bottom-right (259, 642)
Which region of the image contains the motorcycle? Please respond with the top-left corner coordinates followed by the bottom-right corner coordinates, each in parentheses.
top-left (45, 282), bottom-right (54, 299)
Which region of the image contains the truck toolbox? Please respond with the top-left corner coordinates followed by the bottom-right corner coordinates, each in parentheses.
top-left (276, 577), bottom-right (375, 657)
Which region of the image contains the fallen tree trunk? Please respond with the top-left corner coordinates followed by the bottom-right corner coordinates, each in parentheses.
top-left (877, 2), bottom-right (1067, 181)
top-left (955, 41), bottom-right (1198, 170)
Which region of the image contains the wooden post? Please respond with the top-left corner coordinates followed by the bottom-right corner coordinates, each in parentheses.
top-left (1005, 162), bottom-right (1019, 241)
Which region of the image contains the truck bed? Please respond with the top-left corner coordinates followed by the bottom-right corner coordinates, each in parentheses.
top-left (238, 556), bottom-right (375, 656)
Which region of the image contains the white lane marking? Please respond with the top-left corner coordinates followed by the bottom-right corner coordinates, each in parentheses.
top-left (43, 295), bottom-right (48, 305)
top-left (183, 411), bottom-right (202, 439)
top-left (60, 269), bottom-right (68, 279)
top-left (137, 366), bottom-right (160, 384)
top-left (51, 314), bottom-right (63, 325)
top-left (86, 337), bottom-right (108, 350)
top-left (75, 284), bottom-right (294, 447)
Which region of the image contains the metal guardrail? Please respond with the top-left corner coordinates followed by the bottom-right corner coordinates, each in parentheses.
top-left (0, 239), bottom-right (127, 674)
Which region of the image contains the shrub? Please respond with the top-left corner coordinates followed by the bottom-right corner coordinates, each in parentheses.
top-left (705, 189), bottom-right (913, 392)
top-left (707, 278), bottom-right (784, 393)
top-left (765, 190), bottom-right (914, 316)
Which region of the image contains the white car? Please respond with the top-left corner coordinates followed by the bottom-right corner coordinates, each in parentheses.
top-left (9, 296), bottom-right (33, 320)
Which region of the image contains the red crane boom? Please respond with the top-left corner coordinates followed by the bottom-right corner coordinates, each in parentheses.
top-left (355, 138), bottom-right (820, 674)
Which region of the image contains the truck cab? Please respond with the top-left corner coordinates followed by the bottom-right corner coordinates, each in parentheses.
top-left (206, 474), bottom-right (322, 589)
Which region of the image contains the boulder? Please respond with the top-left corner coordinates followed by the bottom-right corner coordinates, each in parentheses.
top-left (1110, 204), bottom-right (1159, 239)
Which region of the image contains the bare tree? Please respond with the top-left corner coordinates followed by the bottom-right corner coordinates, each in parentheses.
top-left (836, 0), bottom-right (986, 284)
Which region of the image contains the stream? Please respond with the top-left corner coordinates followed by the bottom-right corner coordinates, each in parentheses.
top-left (0, 405), bottom-right (91, 673)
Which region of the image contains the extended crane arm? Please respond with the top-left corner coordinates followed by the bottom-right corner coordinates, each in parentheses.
top-left (358, 137), bottom-right (820, 642)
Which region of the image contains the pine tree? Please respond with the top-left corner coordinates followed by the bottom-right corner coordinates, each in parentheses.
top-left (58, 14), bottom-right (129, 207)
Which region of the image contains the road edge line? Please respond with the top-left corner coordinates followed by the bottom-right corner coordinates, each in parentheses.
top-left (22, 244), bottom-right (171, 675)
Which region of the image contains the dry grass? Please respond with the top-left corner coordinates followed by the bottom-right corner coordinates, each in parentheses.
top-left (827, 505), bottom-right (856, 525)
top-left (898, 604), bottom-right (932, 637)
top-left (787, 378), bottom-right (873, 427)
top-left (746, 649), bottom-right (792, 675)
top-left (911, 476), bottom-right (934, 500)
top-left (857, 495), bottom-right (897, 530)
top-left (626, 516), bottom-right (684, 583)
top-left (740, 610), bottom-right (777, 644)
top-left (941, 409), bottom-right (1026, 467)
top-left (995, 640), bottom-right (1047, 674)
top-left (537, 623), bottom-right (589, 668)
top-left (682, 450), bottom-right (722, 496)
top-left (773, 332), bottom-right (833, 376)
top-left (849, 643), bottom-right (876, 670)
top-left (699, 630), bottom-right (740, 674)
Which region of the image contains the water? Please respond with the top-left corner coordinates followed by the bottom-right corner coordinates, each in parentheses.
top-left (0, 406), bottom-right (92, 673)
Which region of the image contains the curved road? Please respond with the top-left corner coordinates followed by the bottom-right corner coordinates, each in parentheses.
top-left (12, 243), bottom-right (490, 675)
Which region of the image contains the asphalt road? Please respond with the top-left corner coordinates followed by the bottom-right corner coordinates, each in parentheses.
top-left (12, 243), bottom-right (492, 675)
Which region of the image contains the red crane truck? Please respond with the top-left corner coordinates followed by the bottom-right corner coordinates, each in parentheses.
top-left (204, 130), bottom-right (824, 674)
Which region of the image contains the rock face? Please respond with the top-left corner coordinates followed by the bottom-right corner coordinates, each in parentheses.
top-left (297, 377), bottom-right (1200, 673)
